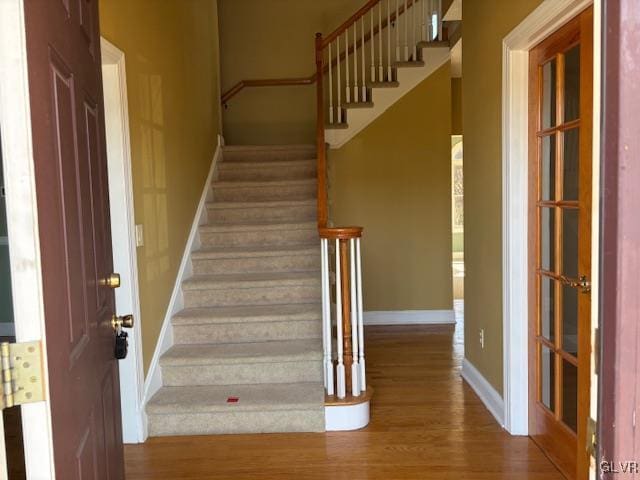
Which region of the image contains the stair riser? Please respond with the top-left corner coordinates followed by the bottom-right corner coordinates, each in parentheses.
top-left (147, 409), bottom-right (325, 436)
top-left (192, 254), bottom-right (320, 275)
top-left (173, 320), bottom-right (322, 344)
top-left (223, 150), bottom-right (316, 163)
top-left (184, 284), bottom-right (321, 308)
top-left (208, 204), bottom-right (315, 224)
top-left (199, 228), bottom-right (318, 248)
top-left (217, 163), bottom-right (315, 182)
top-left (162, 360), bottom-right (323, 387)
top-left (211, 183), bottom-right (316, 202)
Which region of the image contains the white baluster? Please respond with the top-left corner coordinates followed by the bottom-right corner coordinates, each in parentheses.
top-left (412, 0), bottom-right (417, 60)
top-left (328, 42), bottom-right (334, 124)
top-left (387, 0), bottom-right (392, 80)
top-left (356, 238), bottom-right (366, 391)
top-left (404, 0), bottom-right (409, 60)
top-left (395, 0), bottom-right (400, 62)
top-left (337, 35), bottom-right (342, 123)
top-left (361, 16), bottom-right (367, 99)
top-left (353, 24), bottom-right (358, 102)
top-left (350, 239), bottom-right (361, 396)
top-left (370, 10), bottom-right (376, 82)
top-left (378, 2), bottom-right (383, 81)
top-left (345, 31), bottom-right (350, 103)
top-left (335, 239), bottom-right (346, 399)
top-left (420, 0), bottom-right (427, 42)
top-left (321, 239), bottom-right (334, 395)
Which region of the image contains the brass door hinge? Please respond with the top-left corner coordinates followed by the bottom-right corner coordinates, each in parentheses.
top-left (586, 417), bottom-right (597, 458)
top-left (0, 341), bottom-right (45, 410)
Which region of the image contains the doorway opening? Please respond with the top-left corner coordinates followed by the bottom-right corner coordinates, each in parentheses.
top-left (451, 135), bottom-right (464, 306)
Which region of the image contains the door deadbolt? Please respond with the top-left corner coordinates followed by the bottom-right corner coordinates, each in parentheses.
top-left (100, 273), bottom-right (121, 288)
top-left (111, 314), bottom-right (134, 332)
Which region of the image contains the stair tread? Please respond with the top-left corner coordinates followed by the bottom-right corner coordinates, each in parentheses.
top-left (342, 101), bottom-right (374, 109)
top-left (191, 244), bottom-right (317, 260)
top-left (417, 40), bottom-right (450, 48)
top-left (218, 159), bottom-right (315, 168)
top-left (212, 178), bottom-right (316, 189)
top-left (183, 270), bottom-right (319, 290)
top-left (160, 338), bottom-right (322, 366)
top-left (393, 60), bottom-right (425, 67)
top-left (367, 81), bottom-right (400, 88)
top-left (147, 382), bottom-right (324, 415)
top-left (325, 123), bottom-right (349, 130)
top-left (222, 144), bottom-right (315, 153)
top-left (199, 220), bottom-right (317, 232)
top-left (173, 303), bottom-right (321, 325)
top-left (207, 199), bottom-right (316, 209)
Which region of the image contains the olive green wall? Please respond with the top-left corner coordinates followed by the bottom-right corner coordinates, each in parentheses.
top-left (452, 78), bottom-right (463, 135)
top-left (100, 0), bottom-right (221, 374)
top-left (330, 63), bottom-right (453, 311)
top-left (218, 0), bottom-right (362, 145)
top-left (463, 0), bottom-right (544, 394)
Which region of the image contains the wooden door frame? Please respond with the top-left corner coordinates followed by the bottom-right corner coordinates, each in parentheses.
top-left (101, 37), bottom-right (146, 444)
top-left (0, 1), bottom-right (56, 478)
top-left (501, 0), bottom-right (597, 436)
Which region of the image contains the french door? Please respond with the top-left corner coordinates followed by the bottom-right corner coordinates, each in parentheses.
top-left (528, 7), bottom-right (593, 480)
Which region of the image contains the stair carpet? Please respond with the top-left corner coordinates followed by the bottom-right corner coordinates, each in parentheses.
top-left (146, 145), bottom-right (325, 436)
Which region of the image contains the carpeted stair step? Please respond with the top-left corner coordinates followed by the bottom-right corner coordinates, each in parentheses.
top-left (191, 244), bottom-right (320, 275)
top-left (146, 382), bottom-right (325, 436)
top-left (159, 339), bottom-right (323, 386)
top-left (182, 271), bottom-right (321, 308)
top-left (206, 199), bottom-right (316, 224)
top-left (211, 178), bottom-right (316, 202)
top-left (222, 144), bottom-right (316, 163)
top-left (172, 304), bottom-right (322, 344)
top-left (217, 159), bottom-right (316, 182)
top-left (198, 221), bottom-right (318, 248)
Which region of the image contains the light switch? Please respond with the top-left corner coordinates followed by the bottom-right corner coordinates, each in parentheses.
top-left (135, 224), bottom-right (144, 247)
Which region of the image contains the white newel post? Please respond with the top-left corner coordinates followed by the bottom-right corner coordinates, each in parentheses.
top-left (361, 17), bottom-right (367, 99)
top-left (328, 42), bottom-right (334, 124)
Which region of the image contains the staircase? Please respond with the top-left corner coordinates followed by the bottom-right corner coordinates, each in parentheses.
top-left (146, 145), bottom-right (326, 436)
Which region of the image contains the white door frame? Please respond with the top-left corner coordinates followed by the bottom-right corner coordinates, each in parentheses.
top-left (101, 37), bottom-right (146, 443)
top-left (501, 0), bottom-right (596, 435)
top-left (0, 0), bottom-right (56, 478)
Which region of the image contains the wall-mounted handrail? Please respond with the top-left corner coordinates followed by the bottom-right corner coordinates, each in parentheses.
top-left (221, 75), bottom-right (315, 105)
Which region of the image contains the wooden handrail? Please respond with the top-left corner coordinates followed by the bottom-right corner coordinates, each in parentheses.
top-left (315, 33), bottom-right (328, 228)
top-left (319, 227), bottom-right (364, 239)
top-left (221, 75), bottom-right (315, 105)
top-left (322, 0), bottom-right (380, 47)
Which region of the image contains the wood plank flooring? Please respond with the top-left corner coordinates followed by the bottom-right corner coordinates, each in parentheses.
top-left (125, 303), bottom-right (564, 479)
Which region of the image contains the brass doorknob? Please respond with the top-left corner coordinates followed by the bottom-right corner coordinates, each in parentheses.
top-left (111, 314), bottom-right (134, 331)
top-left (100, 273), bottom-right (121, 288)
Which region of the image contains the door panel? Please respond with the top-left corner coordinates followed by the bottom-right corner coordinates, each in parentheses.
top-left (23, 0), bottom-right (124, 478)
top-left (528, 7), bottom-right (593, 480)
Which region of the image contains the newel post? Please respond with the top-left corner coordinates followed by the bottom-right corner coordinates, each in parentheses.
top-left (315, 32), bottom-right (328, 229)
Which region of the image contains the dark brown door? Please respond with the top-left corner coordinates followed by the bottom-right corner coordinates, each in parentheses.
top-left (528, 7), bottom-right (593, 480)
top-left (23, 1), bottom-right (125, 478)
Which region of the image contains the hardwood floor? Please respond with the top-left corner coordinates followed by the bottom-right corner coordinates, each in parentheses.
top-left (125, 302), bottom-right (564, 479)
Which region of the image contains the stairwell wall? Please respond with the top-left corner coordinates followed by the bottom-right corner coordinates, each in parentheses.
top-left (99, 0), bottom-right (222, 374)
top-left (462, 0), bottom-right (545, 395)
top-left (218, 0), bottom-right (363, 145)
top-left (329, 63), bottom-right (453, 312)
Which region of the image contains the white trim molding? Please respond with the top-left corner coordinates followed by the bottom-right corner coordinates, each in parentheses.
top-left (0, 0), bottom-right (56, 477)
top-left (501, 0), bottom-right (592, 436)
top-left (363, 309), bottom-right (455, 325)
top-left (325, 400), bottom-right (370, 431)
top-left (101, 37), bottom-right (146, 444)
top-left (140, 141), bottom-right (222, 438)
top-left (461, 359), bottom-right (504, 427)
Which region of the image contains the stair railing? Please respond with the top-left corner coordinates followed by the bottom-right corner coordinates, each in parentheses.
top-left (315, 0), bottom-right (442, 226)
top-left (320, 227), bottom-right (365, 399)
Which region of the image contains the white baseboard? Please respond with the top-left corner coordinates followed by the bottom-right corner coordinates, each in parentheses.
top-left (461, 358), bottom-right (505, 427)
top-left (140, 142), bottom-right (222, 439)
top-left (0, 322), bottom-right (15, 337)
top-left (363, 309), bottom-right (455, 325)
